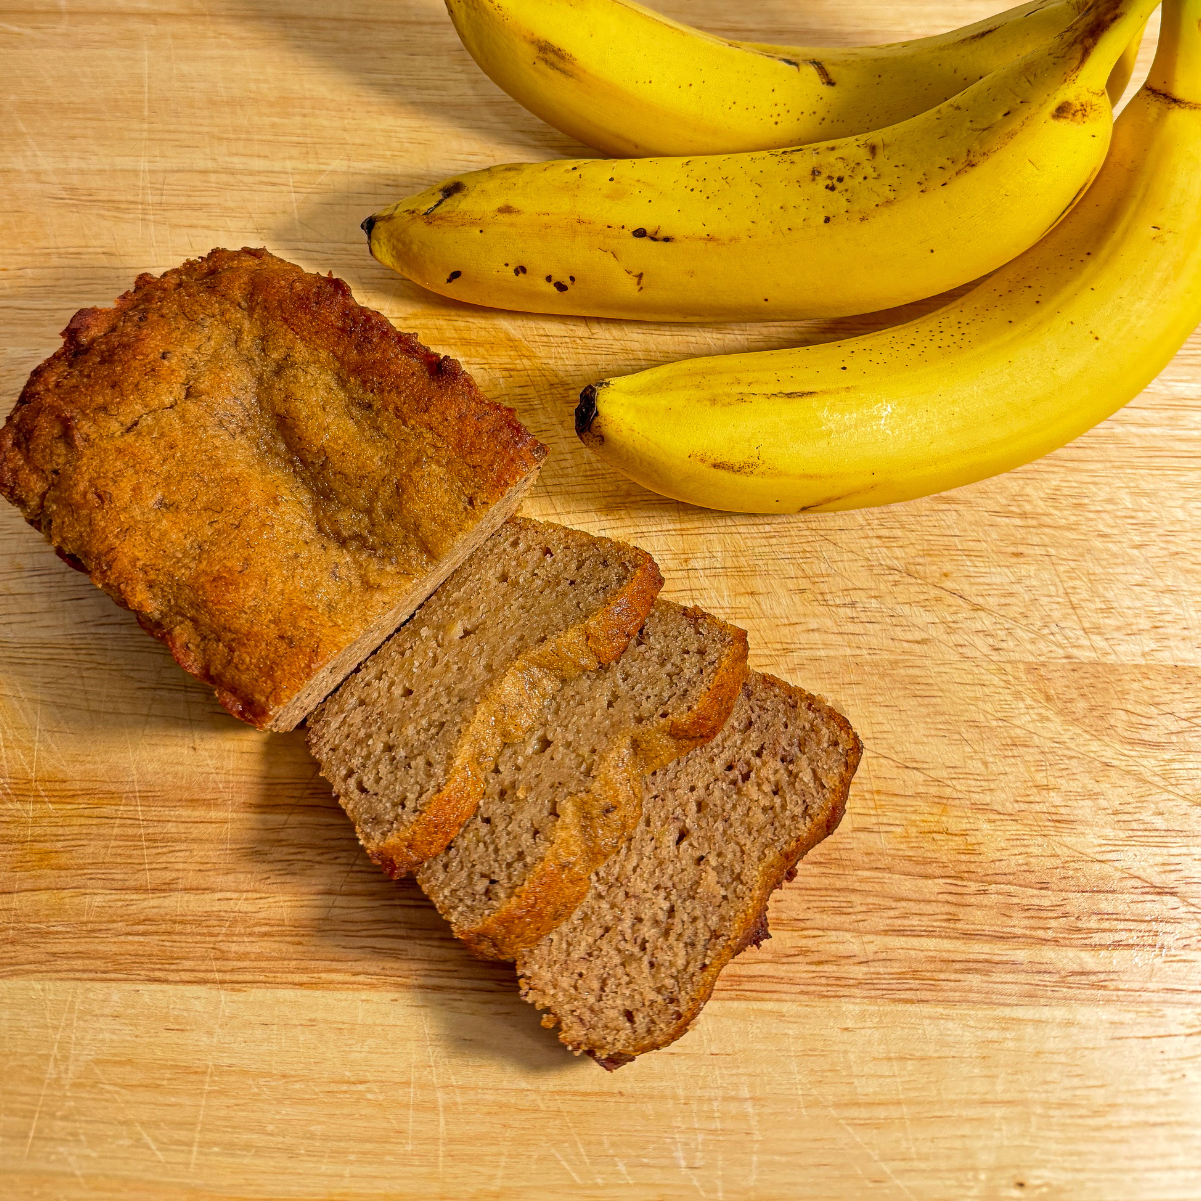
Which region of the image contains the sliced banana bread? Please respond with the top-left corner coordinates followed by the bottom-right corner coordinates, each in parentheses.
top-left (417, 600), bottom-right (750, 962)
top-left (516, 672), bottom-right (861, 1068)
top-left (307, 518), bottom-right (662, 878)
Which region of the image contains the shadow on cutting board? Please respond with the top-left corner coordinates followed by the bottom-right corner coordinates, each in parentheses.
top-left (0, 520), bottom-right (584, 1073)
top-left (0, 512), bottom-right (235, 739)
top-left (255, 729), bottom-right (589, 1074)
top-left (232, 0), bottom-right (859, 161)
top-left (235, 0), bottom-right (586, 161)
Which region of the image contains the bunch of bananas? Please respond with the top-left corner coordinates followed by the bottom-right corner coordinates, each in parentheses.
top-left (366, 0), bottom-right (1201, 514)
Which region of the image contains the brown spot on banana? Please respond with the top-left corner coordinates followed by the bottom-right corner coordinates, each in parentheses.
top-left (794, 492), bottom-right (860, 512)
top-left (631, 227), bottom-right (673, 243)
top-left (1052, 98), bottom-right (1099, 121)
top-left (693, 455), bottom-right (763, 476)
top-left (1146, 86), bottom-right (1201, 110)
top-left (805, 59), bottom-right (835, 86)
top-left (531, 38), bottom-right (577, 78)
top-left (422, 180), bottom-right (465, 216)
top-left (961, 24), bottom-right (1003, 44)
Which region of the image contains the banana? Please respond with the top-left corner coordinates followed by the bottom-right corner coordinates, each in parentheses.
top-left (445, 0), bottom-right (1140, 158)
top-left (366, 0), bottom-right (1157, 324)
top-left (573, 0), bottom-right (1201, 514)
top-left (1101, 17), bottom-right (1151, 103)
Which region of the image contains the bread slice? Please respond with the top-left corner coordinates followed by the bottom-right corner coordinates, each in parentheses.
top-left (0, 248), bottom-right (546, 730)
top-left (417, 600), bottom-right (750, 962)
top-left (516, 672), bottom-right (861, 1068)
top-left (307, 517), bottom-right (663, 878)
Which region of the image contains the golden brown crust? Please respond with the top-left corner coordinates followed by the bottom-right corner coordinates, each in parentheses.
top-left (643, 607), bottom-right (750, 773)
top-left (581, 558), bottom-right (665, 665)
top-left (456, 607), bottom-right (750, 962)
top-left (359, 546), bottom-right (663, 877)
top-left (0, 248), bottom-right (546, 728)
top-left (664, 623), bottom-right (751, 743)
top-left (367, 770), bottom-right (482, 880)
top-left (455, 742), bottom-right (643, 961)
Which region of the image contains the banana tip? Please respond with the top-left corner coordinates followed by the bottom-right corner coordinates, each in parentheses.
top-left (575, 385), bottom-right (600, 440)
top-left (361, 214), bottom-right (376, 239)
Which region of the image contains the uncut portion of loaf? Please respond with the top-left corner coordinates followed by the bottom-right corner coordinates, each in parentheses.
top-left (0, 247), bottom-right (546, 730)
top-left (517, 672), bottom-right (861, 1069)
top-left (417, 600), bottom-right (749, 962)
top-left (307, 518), bottom-right (662, 877)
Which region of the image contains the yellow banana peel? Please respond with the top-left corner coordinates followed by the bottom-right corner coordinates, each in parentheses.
top-left (574, 0), bottom-right (1201, 514)
top-left (446, 0), bottom-right (1143, 156)
top-left (367, 0), bottom-right (1159, 323)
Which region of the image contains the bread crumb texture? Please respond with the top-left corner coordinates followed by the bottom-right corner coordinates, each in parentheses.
top-left (0, 248), bottom-right (546, 728)
top-left (308, 517), bottom-right (662, 876)
top-left (517, 672), bottom-right (861, 1066)
top-left (419, 600), bottom-right (749, 960)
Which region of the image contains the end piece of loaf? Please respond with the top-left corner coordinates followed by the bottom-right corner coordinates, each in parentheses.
top-left (516, 671), bottom-right (861, 1068)
top-left (0, 248), bottom-right (546, 730)
top-left (417, 600), bottom-right (750, 962)
top-left (307, 517), bottom-right (663, 877)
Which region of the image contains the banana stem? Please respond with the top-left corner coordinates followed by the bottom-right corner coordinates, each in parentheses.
top-left (1073, 0), bottom-right (1164, 85)
top-left (1106, 19), bottom-right (1148, 103)
top-left (1146, 0), bottom-right (1201, 102)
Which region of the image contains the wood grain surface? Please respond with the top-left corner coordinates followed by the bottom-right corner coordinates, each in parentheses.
top-left (2, 2), bottom-right (1199, 1198)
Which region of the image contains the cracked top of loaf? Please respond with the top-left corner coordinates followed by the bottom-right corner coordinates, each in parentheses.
top-left (0, 247), bottom-right (546, 730)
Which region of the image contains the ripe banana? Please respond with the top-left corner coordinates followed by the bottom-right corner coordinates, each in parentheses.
top-left (445, 0), bottom-right (1140, 157)
top-left (1101, 17), bottom-right (1151, 103)
top-left (366, 0), bottom-right (1157, 324)
top-left (573, 0), bottom-right (1201, 514)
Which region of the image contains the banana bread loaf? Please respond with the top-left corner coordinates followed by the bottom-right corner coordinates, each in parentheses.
top-left (0, 248), bottom-right (546, 729)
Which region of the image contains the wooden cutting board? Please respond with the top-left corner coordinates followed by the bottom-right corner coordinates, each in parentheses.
top-left (2, 2), bottom-right (1198, 1197)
